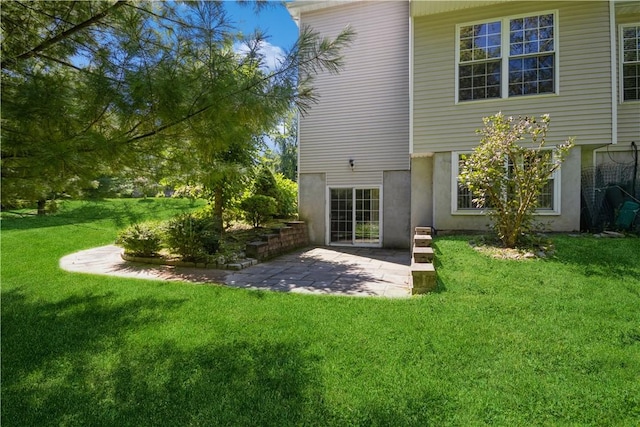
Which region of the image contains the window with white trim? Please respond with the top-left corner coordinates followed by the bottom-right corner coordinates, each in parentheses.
top-left (621, 24), bottom-right (640, 101)
top-left (457, 12), bottom-right (557, 102)
top-left (452, 152), bottom-right (560, 214)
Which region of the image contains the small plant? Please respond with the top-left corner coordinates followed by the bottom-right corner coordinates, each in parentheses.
top-left (117, 222), bottom-right (163, 257)
top-left (459, 113), bottom-right (574, 248)
top-left (164, 213), bottom-right (220, 261)
top-left (240, 194), bottom-right (277, 228)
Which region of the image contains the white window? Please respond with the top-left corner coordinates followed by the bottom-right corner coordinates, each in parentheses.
top-left (456, 12), bottom-right (557, 102)
top-left (452, 152), bottom-right (560, 214)
top-left (621, 24), bottom-right (640, 102)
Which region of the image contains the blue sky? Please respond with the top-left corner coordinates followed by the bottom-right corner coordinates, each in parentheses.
top-left (224, 0), bottom-right (299, 65)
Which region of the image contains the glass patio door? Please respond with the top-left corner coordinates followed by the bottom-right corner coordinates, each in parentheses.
top-left (329, 188), bottom-right (380, 246)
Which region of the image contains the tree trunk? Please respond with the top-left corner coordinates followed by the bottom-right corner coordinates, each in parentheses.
top-left (37, 199), bottom-right (46, 215)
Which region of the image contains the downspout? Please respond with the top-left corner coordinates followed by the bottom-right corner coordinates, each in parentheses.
top-left (633, 141), bottom-right (638, 198)
top-left (409, 1), bottom-right (414, 156)
top-left (593, 2), bottom-right (619, 173)
top-left (609, 0), bottom-right (618, 145)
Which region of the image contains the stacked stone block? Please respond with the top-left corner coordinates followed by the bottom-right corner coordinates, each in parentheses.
top-left (245, 221), bottom-right (309, 261)
top-left (411, 226), bottom-right (437, 294)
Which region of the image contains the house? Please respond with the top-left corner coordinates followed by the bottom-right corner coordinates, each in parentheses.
top-left (288, 0), bottom-right (640, 248)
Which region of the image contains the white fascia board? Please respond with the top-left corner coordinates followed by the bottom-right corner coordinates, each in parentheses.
top-left (286, 1), bottom-right (356, 23)
top-left (411, 0), bottom-right (512, 17)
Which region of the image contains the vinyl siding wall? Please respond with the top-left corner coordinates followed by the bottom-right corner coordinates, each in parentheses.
top-left (616, 5), bottom-right (640, 146)
top-left (413, 1), bottom-right (613, 154)
top-left (299, 1), bottom-right (410, 186)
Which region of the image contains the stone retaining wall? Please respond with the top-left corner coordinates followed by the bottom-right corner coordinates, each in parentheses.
top-left (121, 252), bottom-right (258, 270)
top-left (245, 221), bottom-right (309, 261)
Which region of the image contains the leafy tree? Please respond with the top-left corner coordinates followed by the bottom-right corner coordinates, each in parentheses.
top-left (1, 1), bottom-right (354, 213)
top-left (459, 113), bottom-right (574, 248)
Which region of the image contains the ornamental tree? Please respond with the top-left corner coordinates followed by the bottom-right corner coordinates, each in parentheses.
top-left (458, 113), bottom-right (574, 248)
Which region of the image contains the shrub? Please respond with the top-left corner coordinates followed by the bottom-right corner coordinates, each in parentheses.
top-left (253, 166), bottom-right (279, 200)
top-left (164, 213), bottom-right (220, 261)
top-left (117, 222), bottom-right (163, 257)
top-left (45, 200), bottom-right (59, 214)
top-left (240, 195), bottom-right (277, 228)
top-left (459, 113), bottom-right (574, 248)
top-left (274, 173), bottom-right (298, 218)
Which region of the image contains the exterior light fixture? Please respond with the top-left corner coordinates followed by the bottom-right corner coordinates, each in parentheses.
top-left (349, 159), bottom-right (355, 170)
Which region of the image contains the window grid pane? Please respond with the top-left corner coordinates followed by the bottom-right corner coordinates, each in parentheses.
top-left (509, 54), bottom-right (554, 96)
top-left (459, 61), bottom-right (501, 101)
top-left (508, 13), bottom-right (555, 97)
top-left (459, 21), bottom-right (502, 101)
top-left (622, 25), bottom-right (640, 101)
top-left (457, 155), bottom-right (483, 210)
top-left (538, 179), bottom-right (554, 209)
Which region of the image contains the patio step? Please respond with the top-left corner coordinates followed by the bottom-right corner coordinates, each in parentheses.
top-left (412, 246), bottom-right (434, 263)
top-left (415, 226), bottom-right (432, 235)
top-left (411, 226), bottom-right (437, 295)
top-left (411, 262), bottom-right (437, 294)
top-left (413, 234), bottom-right (432, 247)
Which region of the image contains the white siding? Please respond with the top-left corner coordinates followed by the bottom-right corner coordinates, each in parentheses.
top-left (413, 1), bottom-right (613, 153)
top-left (299, 1), bottom-right (410, 186)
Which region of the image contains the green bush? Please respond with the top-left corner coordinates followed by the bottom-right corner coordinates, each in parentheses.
top-left (45, 200), bottom-right (59, 214)
top-left (117, 222), bottom-right (163, 257)
top-left (240, 195), bottom-right (277, 228)
top-left (164, 213), bottom-right (220, 261)
top-left (253, 166), bottom-right (279, 200)
top-left (274, 173), bottom-right (297, 218)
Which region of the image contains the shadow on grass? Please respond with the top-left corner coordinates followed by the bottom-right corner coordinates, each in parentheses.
top-left (0, 199), bottom-right (199, 232)
top-left (1, 289), bottom-right (326, 426)
top-left (551, 236), bottom-right (640, 280)
top-left (1, 289), bottom-right (187, 381)
top-left (2, 289), bottom-right (455, 425)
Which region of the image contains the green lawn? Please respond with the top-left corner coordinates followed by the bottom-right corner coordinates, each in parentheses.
top-left (2, 199), bottom-right (639, 426)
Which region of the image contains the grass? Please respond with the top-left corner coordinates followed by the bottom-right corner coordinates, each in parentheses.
top-left (2, 198), bottom-right (640, 426)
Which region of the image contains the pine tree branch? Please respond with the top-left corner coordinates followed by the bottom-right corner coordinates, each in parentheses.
top-left (124, 27), bottom-right (354, 145)
top-left (1, 0), bottom-right (128, 69)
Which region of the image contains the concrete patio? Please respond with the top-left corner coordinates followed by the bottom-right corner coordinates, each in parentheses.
top-left (60, 245), bottom-right (412, 297)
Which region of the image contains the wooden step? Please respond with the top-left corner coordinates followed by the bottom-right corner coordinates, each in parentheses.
top-left (412, 246), bottom-right (434, 262)
top-left (411, 262), bottom-right (436, 294)
top-left (413, 234), bottom-right (432, 247)
top-left (411, 262), bottom-right (435, 273)
top-left (415, 226), bottom-right (432, 235)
